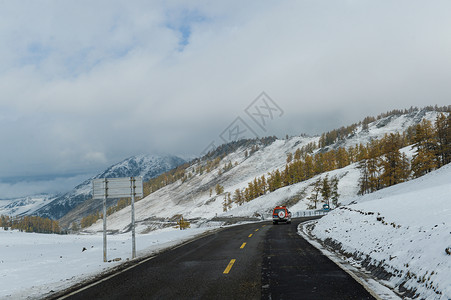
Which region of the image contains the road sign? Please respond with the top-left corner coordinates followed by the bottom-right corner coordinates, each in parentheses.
top-left (92, 177), bottom-right (143, 199)
top-left (92, 177), bottom-right (143, 262)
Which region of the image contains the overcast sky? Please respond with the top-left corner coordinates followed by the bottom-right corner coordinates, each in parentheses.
top-left (1, 0), bottom-right (451, 198)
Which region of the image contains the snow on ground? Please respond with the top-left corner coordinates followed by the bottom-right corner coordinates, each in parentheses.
top-left (0, 226), bottom-right (219, 299)
top-left (306, 164), bottom-right (451, 299)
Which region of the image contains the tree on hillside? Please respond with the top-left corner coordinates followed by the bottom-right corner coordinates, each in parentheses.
top-left (286, 152), bottom-right (293, 164)
top-left (294, 148), bottom-right (302, 161)
top-left (215, 184), bottom-right (224, 195)
top-left (434, 113), bottom-right (451, 167)
top-left (357, 158), bottom-right (371, 195)
top-left (330, 176), bottom-right (340, 207)
top-left (358, 139), bottom-right (383, 194)
top-left (233, 189), bottom-right (244, 206)
top-left (379, 133), bottom-right (410, 187)
top-left (307, 178), bottom-right (322, 209)
top-left (336, 147), bottom-right (350, 169)
top-left (320, 175), bottom-right (331, 206)
top-left (223, 193), bottom-right (233, 212)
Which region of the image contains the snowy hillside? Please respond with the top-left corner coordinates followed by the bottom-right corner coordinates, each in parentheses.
top-left (88, 109), bottom-right (444, 233)
top-left (33, 154), bottom-right (185, 220)
top-left (305, 163), bottom-right (451, 299)
top-left (0, 194), bottom-right (53, 217)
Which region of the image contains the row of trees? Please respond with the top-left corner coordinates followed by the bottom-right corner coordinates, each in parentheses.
top-left (80, 212), bottom-right (101, 229)
top-left (143, 107), bottom-right (449, 205)
top-left (358, 114), bottom-right (450, 194)
top-left (221, 113), bottom-right (449, 206)
top-left (143, 162), bottom-right (190, 196)
top-left (0, 215), bottom-right (61, 234)
top-left (358, 133), bottom-right (410, 194)
top-left (318, 106), bottom-right (450, 148)
top-left (307, 175), bottom-right (339, 209)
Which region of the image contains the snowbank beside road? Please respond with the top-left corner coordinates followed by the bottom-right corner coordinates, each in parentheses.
top-left (308, 164), bottom-right (451, 299)
top-left (0, 226), bottom-right (216, 299)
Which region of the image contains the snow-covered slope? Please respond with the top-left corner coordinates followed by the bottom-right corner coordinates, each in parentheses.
top-left (307, 163), bottom-right (451, 299)
top-left (33, 154), bottom-right (185, 220)
top-left (88, 109), bottom-right (445, 233)
top-left (0, 195), bottom-right (53, 217)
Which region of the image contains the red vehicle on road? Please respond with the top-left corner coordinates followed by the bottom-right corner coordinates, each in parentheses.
top-left (272, 206), bottom-right (291, 224)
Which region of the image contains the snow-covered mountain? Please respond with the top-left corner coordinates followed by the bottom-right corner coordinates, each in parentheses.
top-left (0, 194), bottom-right (53, 217)
top-left (87, 109), bottom-right (446, 233)
top-left (33, 154), bottom-right (185, 221)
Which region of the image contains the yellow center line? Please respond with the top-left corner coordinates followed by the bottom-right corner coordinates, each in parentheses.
top-left (248, 234), bottom-right (253, 238)
top-left (255, 229), bottom-right (259, 232)
top-left (223, 259), bottom-right (236, 274)
top-left (240, 242), bottom-right (246, 249)
top-left (262, 225), bottom-right (266, 227)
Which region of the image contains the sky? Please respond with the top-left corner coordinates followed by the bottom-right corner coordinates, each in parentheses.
top-left (1, 0), bottom-right (451, 198)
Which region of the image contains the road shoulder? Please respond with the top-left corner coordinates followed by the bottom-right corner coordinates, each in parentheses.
top-left (298, 220), bottom-right (401, 300)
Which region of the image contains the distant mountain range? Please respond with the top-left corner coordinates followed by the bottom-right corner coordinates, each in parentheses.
top-left (0, 154), bottom-right (185, 221)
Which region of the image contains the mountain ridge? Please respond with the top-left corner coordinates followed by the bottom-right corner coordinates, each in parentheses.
top-left (19, 154), bottom-right (186, 221)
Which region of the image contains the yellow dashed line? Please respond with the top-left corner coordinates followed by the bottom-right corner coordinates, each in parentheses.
top-left (240, 242), bottom-right (246, 249)
top-left (262, 225), bottom-right (266, 227)
top-left (223, 259), bottom-right (236, 274)
top-left (255, 229), bottom-right (259, 232)
top-left (248, 234), bottom-right (253, 238)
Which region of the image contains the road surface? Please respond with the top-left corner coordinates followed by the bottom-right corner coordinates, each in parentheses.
top-left (55, 217), bottom-right (375, 299)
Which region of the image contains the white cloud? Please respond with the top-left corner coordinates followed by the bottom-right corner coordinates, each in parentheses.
top-left (0, 174), bottom-right (92, 199)
top-left (1, 0), bottom-right (451, 192)
top-left (82, 152), bottom-right (107, 165)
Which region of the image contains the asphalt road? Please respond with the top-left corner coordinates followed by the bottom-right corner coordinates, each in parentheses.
top-left (57, 217), bottom-right (375, 300)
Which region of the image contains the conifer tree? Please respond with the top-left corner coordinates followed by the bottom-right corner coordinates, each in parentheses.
top-left (303, 155), bottom-right (314, 180)
top-left (215, 184), bottom-right (224, 195)
top-left (294, 148), bottom-right (302, 160)
top-left (233, 189), bottom-right (244, 206)
top-left (227, 193), bottom-right (233, 210)
top-left (336, 147), bottom-right (350, 168)
top-left (434, 113), bottom-right (451, 167)
top-left (286, 152), bottom-right (293, 164)
top-left (222, 195), bottom-right (228, 212)
top-left (411, 119), bottom-right (437, 178)
top-left (330, 176), bottom-right (340, 207)
top-left (314, 153), bottom-right (324, 174)
top-left (320, 175), bottom-right (331, 206)
top-left (260, 175), bottom-right (267, 195)
top-left (307, 178), bottom-right (322, 209)
top-left (244, 187), bottom-right (251, 202)
top-left (357, 158), bottom-right (370, 195)
top-left (380, 133), bottom-right (410, 187)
